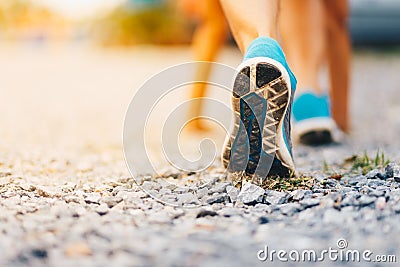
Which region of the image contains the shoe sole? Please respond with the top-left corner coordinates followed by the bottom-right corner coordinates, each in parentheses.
top-left (293, 117), bottom-right (335, 145)
top-left (300, 130), bottom-right (333, 146)
top-left (222, 57), bottom-right (295, 181)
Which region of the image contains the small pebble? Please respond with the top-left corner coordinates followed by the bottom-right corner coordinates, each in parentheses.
top-left (237, 182), bottom-right (265, 205)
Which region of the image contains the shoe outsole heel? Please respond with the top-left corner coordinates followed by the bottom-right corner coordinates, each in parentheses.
top-left (223, 61), bottom-right (293, 182)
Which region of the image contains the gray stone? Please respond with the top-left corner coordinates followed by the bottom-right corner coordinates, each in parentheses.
top-left (323, 179), bottom-right (339, 187)
top-left (280, 203), bottom-right (301, 216)
top-left (359, 186), bottom-right (370, 194)
top-left (355, 181), bottom-right (368, 188)
top-left (95, 203), bottom-right (109, 215)
top-left (349, 176), bottom-right (367, 186)
top-left (226, 186), bottom-right (240, 203)
top-left (264, 190), bottom-right (288, 205)
top-left (392, 203), bottom-right (400, 214)
top-left (164, 206), bottom-right (185, 219)
top-left (289, 189), bottom-right (306, 201)
top-left (196, 210), bottom-right (218, 218)
top-left (311, 193), bottom-right (325, 198)
top-left (206, 194), bottom-right (227, 205)
top-left (299, 198), bottom-right (320, 209)
top-left (159, 188), bottom-right (172, 195)
top-left (358, 195), bottom-right (376, 207)
top-left (160, 194), bottom-right (178, 203)
top-left (254, 203), bottom-right (272, 213)
top-left (237, 182), bottom-right (265, 205)
top-left (210, 182), bottom-right (230, 194)
top-left (341, 196), bottom-right (357, 207)
top-left (85, 193), bottom-right (101, 204)
top-left (218, 207), bottom-right (241, 217)
top-left (385, 162), bottom-right (400, 179)
top-left (178, 192), bottom-right (198, 205)
top-left (195, 187), bottom-right (209, 199)
top-left (142, 181), bottom-right (161, 191)
top-left (366, 169), bottom-right (380, 179)
top-left (314, 173), bottom-right (326, 182)
top-left (35, 186), bottom-right (58, 197)
top-left (156, 179), bottom-right (176, 190)
top-left (19, 183), bottom-right (35, 192)
top-left (258, 216), bottom-right (270, 224)
top-left (369, 189), bottom-right (385, 197)
top-left (339, 187), bottom-right (355, 194)
top-left (174, 187), bottom-right (189, 194)
top-left (100, 196), bottom-right (123, 208)
top-left (61, 182), bottom-right (77, 193)
top-left (367, 180), bottom-right (385, 188)
top-left (314, 188), bottom-right (332, 194)
top-left (63, 195), bottom-right (82, 204)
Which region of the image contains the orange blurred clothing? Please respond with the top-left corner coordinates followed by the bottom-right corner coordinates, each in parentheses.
top-left (180, 0), bottom-right (210, 20)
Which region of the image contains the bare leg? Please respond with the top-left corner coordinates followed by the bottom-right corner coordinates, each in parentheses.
top-left (279, 0), bottom-right (350, 131)
top-left (279, 0), bottom-right (326, 93)
top-left (187, 0), bottom-right (227, 131)
top-left (220, 0), bottom-right (297, 176)
top-left (325, 0), bottom-right (351, 132)
top-left (219, 0), bottom-right (280, 54)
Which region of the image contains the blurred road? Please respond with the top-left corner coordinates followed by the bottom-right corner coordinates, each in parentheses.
top-left (1, 44), bottom-right (400, 266)
top-left (1, 44), bottom-right (400, 148)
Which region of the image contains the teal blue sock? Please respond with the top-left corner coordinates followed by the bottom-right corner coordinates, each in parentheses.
top-left (243, 36), bottom-right (297, 90)
top-left (292, 91), bottom-right (331, 122)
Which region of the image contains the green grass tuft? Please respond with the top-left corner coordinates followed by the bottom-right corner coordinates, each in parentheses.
top-left (350, 149), bottom-right (390, 175)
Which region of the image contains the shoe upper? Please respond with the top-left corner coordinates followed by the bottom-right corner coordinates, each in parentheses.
top-left (244, 37), bottom-right (297, 90)
top-left (283, 90), bottom-right (294, 156)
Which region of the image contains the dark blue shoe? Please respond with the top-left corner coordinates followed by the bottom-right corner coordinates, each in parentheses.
top-left (292, 91), bottom-right (336, 145)
top-left (222, 52), bottom-right (296, 182)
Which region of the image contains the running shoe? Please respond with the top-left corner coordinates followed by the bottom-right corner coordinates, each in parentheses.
top-left (292, 91), bottom-right (336, 145)
top-left (222, 55), bottom-right (296, 183)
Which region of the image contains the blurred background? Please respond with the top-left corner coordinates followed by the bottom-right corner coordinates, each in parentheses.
top-left (1, 0), bottom-right (400, 158)
top-left (1, 0), bottom-right (399, 46)
top-left (0, 0), bottom-right (193, 47)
